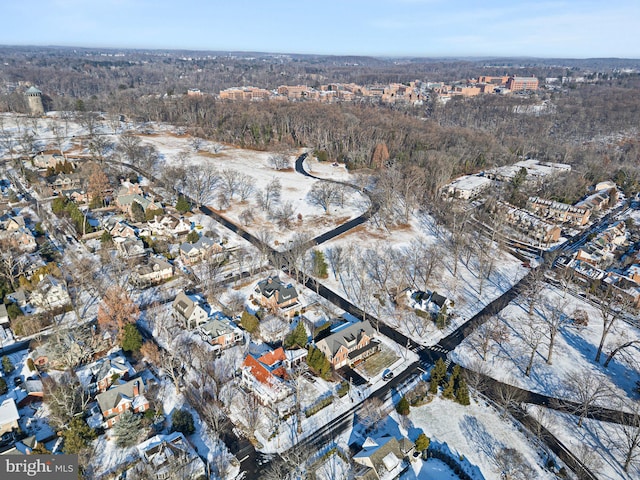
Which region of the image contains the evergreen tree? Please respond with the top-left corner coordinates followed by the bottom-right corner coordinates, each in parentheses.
top-left (396, 396), bottom-right (410, 415)
top-left (442, 376), bottom-right (455, 399)
top-left (415, 433), bottom-right (430, 452)
top-left (131, 201), bottom-right (145, 223)
top-left (121, 323), bottom-right (143, 352)
top-left (241, 311), bottom-right (259, 333)
top-left (312, 250), bottom-right (329, 278)
top-left (113, 411), bottom-right (143, 447)
top-left (455, 378), bottom-right (471, 406)
top-left (284, 322), bottom-right (307, 349)
top-left (2, 356), bottom-right (14, 374)
top-left (61, 418), bottom-right (96, 454)
top-left (171, 409), bottom-right (195, 435)
top-left (435, 305), bottom-right (449, 330)
top-left (307, 346), bottom-right (331, 379)
top-left (429, 358), bottom-right (447, 394)
top-left (176, 195), bottom-right (191, 213)
top-left (186, 230), bottom-right (200, 244)
top-left (0, 378), bottom-right (6, 395)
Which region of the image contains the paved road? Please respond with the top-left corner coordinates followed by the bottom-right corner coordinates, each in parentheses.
top-left (113, 156), bottom-right (636, 479)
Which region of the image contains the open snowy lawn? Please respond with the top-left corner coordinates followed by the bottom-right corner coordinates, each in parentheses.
top-left (408, 396), bottom-right (557, 480)
top-left (140, 135), bottom-right (369, 249)
top-left (527, 405), bottom-right (640, 480)
top-left (452, 284), bottom-right (640, 405)
top-left (317, 211), bottom-right (529, 346)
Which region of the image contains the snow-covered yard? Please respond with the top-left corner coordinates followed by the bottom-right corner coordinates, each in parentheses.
top-left (452, 284), bottom-right (640, 406)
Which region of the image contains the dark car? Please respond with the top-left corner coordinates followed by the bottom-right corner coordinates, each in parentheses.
top-left (382, 370), bottom-right (394, 381)
top-left (13, 376), bottom-right (23, 387)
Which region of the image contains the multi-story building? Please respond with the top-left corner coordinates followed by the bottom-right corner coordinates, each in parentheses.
top-left (527, 197), bottom-right (591, 227)
top-left (506, 76), bottom-right (539, 91)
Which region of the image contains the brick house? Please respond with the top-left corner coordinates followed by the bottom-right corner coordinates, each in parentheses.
top-left (95, 378), bottom-right (149, 428)
top-left (315, 320), bottom-right (379, 369)
top-left (254, 276), bottom-right (299, 317)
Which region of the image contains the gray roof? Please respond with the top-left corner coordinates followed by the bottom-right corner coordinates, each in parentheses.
top-left (316, 320), bottom-right (374, 357)
top-left (96, 378), bottom-right (145, 413)
top-left (25, 86), bottom-right (42, 95)
top-left (255, 276), bottom-right (298, 305)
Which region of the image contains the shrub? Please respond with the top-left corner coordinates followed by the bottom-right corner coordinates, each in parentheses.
top-left (415, 433), bottom-right (430, 452)
top-left (396, 396), bottom-right (410, 416)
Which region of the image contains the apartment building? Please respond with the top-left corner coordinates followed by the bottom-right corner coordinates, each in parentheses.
top-left (506, 76), bottom-right (539, 91)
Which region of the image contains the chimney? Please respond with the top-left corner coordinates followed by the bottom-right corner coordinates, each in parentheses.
top-left (132, 380), bottom-right (139, 397)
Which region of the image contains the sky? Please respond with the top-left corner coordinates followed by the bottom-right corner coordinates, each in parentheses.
top-left (2, 0), bottom-right (639, 59)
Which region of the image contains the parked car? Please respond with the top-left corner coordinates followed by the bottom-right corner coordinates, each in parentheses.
top-left (382, 370), bottom-right (394, 381)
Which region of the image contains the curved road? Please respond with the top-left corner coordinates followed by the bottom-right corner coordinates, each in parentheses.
top-left (115, 155), bottom-right (634, 479)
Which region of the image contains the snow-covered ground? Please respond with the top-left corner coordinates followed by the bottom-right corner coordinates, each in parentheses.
top-left (452, 284), bottom-right (640, 406)
top-left (527, 405), bottom-right (640, 480)
top-left (407, 396), bottom-right (558, 480)
top-left (316, 211), bottom-right (530, 346)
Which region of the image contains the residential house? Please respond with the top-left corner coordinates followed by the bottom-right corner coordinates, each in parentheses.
top-left (603, 273), bottom-right (640, 308)
top-left (0, 215), bottom-right (37, 252)
top-left (116, 193), bottom-right (161, 218)
top-left (130, 256), bottom-right (174, 287)
top-left (95, 378), bottom-right (149, 428)
top-left (172, 291), bottom-right (209, 329)
top-left (502, 203), bottom-right (562, 245)
top-left (6, 290), bottom-right (27, 309)
top-left (29, 275), bottom-right (71, 311)
top-left (105, 218), bottom-right (138, 239)
top-left (33, 151), bottom-right (66, 169)
top-left (135, 432), bottom-right (207, 480)
top-left (254, 276), bottom-right (299, 317)
top-left (84, 351), bottom-right (135, 394)
top-left (48, 173), bottom-right (82, 195)
top-left (199, 314), bottom-right (243, 351)
top-left (0, 399), bottom-right (20, 436)
top-left (527, 197), bottom-right (591, 227)
top-left (115, 237), bottom-right (146, 259)
top-left (315, 320), bottom-right (379, 369)
top-left (147, 214), bottom-right (191, 237)
top-left (179, 236), bottom-right (222, 265)
top-left (17, 379), bottom-right (44, 407)
top-left (353, 435), bottom-right (413, 480)
top-left (443, 175), bottom-right (492, 200)
top-left (241, 347), bottom-right (294, 406)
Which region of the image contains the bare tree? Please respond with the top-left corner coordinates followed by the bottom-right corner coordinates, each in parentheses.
top-left (494, 380), bottom-right (526, 418)
top-left (271, 201), bottom-right (295, 229)
top-left (268, 153), bottom-right (291, 170)
top-left (565, 371), bottom-right (611, 427)
top-left (185, 165), bottom-right (220, 208)
top-left (236, 173), bottom-right (255, 201)
top-left (358, 397), bottom-right (387, 430)
top-left (520, 316), bottom-right (545, 377)
top-left (256, 178), bottom-right (281, 213)
top-left (306, 181), bottom-right (339, 214)
top-left (220, 169), bottom-right (241, 201)
top-left (495, 447), bottom-right (535, 480)
top-left (470, 317), bottom-right (509, 361)
top-left (542, 297), bottom-right (569, 365)
top-left (595, 287), bottom-right (626, 363)
top-left (614, 400), bottom-right (640, 472)
top-left (325, 246), bottom-right (344, 281)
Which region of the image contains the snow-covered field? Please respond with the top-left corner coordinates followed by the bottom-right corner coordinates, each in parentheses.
top-left (452, 284), bottom-right (640, 406)
top-left (527, 405), bottom-right (640, 480)
top-left (316, 212), bottom-right (530, 346)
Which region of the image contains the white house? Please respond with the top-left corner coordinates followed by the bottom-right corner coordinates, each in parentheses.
top-left (29, 275), bottom-right (71, 311)
top-left (172, 291), bottom-right (209, 329)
